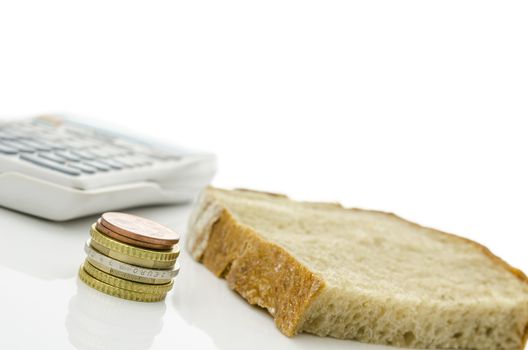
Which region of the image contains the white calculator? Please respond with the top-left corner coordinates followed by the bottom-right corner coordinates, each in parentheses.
top-left (0, 115), bottom-right (216, 221)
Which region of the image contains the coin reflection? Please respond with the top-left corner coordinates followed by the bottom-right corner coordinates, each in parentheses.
top-left (66, 279), bottom-right (166, 350)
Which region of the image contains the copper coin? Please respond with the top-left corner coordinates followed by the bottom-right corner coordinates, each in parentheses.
top-left (100, 212), bottom-right (180, 246)
top-left (95, 219), bottom-right (173, 250)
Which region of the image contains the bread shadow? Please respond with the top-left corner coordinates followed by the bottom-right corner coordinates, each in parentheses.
top-left (172, 252), bottom-right (393, 350)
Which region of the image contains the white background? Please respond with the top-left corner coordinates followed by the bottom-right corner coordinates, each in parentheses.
top-left (0, 1), bottom-right (527, 349)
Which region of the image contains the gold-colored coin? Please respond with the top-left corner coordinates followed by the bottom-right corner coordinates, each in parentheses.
top-left (90, 239), bottom-right (176, 269)
top-left (83, 261), bottom-right (173, 294)
top-left (90, 224), bottom-right (179, 261)
top-left (90, 224), bottom-right (179, 268)
top-left (86, 256), bottom-right (175, 285)
top-left (78, 265), bottom-right (166, 302)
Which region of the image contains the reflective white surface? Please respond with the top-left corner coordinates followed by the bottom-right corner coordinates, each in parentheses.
top-left (1, 1), bottom-right (527, 348)
top-left (0, 204), bottom-right (391, 350)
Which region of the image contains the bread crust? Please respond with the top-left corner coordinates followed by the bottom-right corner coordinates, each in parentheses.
top-left (197, 208), bottom-right (325, 335)
top-left (187, 187), bottom-right (528, 348)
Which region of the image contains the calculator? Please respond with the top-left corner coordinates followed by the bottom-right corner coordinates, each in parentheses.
top-left (0, 115), bottom-right (216, 221)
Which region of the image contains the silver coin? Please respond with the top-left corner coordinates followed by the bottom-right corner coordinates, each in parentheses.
top-left (84, 241), bottom-right (180, 282)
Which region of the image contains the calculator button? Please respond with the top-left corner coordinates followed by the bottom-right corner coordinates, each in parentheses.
top-left (55, 151), bottom-right (82, 162)
top-left (71, 150), bottom-right (97, 160)
top-left (98, 159), bottom-right (123, 170)
top-left (0, 143), bottom-right (18, 154)
top-left (114, 156), bottom-right (136, 168)
top-left (1, 140), bottom-right (36, 153)
top-left (0, 130), bottom-right (19, 140)
top-left (1, 128), bottom-right (29, 139)
top-left (69, 162), bottom-right (98, 174)
top-left (83, 160), bottom-right (111, 172)
top-left (111, 157), bottom-right (133, 168)
top-left (19, 140), bottom-right (53, 152)
top-left (20, 153), bottom-right (81, 176)
top-left (42, 141), bottom-right (67, 151)
top-left (39, 152), bottom-right (66, 163)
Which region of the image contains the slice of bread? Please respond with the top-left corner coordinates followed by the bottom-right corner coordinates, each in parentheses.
top-left (187, 187), bottom-right (528, 350)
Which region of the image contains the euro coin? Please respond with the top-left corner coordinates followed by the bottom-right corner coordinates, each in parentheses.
top-left (84, 242), bottom-right (178, 284)
top-left (82, 261), bottom-right (173, 294)
top-left (90, 239), bottom-right (176, 269)
top-left (101, 212), bottom-right (179, 246)
top-left (90, 224), bottom-right (178, 269)
top-left (96, 219), bottom-right (172, 250)
top-left (78, 265), bottom-right (166, 302)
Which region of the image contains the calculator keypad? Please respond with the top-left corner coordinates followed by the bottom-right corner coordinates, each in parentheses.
top-left (0, 118), bottom-right (179, 177)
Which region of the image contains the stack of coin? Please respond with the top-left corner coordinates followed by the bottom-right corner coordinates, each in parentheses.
top-left (78, 212), bottom-right (180, 302)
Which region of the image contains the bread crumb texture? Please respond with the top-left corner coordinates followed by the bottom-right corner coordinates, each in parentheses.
top-left (187, 187), bottom-right (528, 350)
